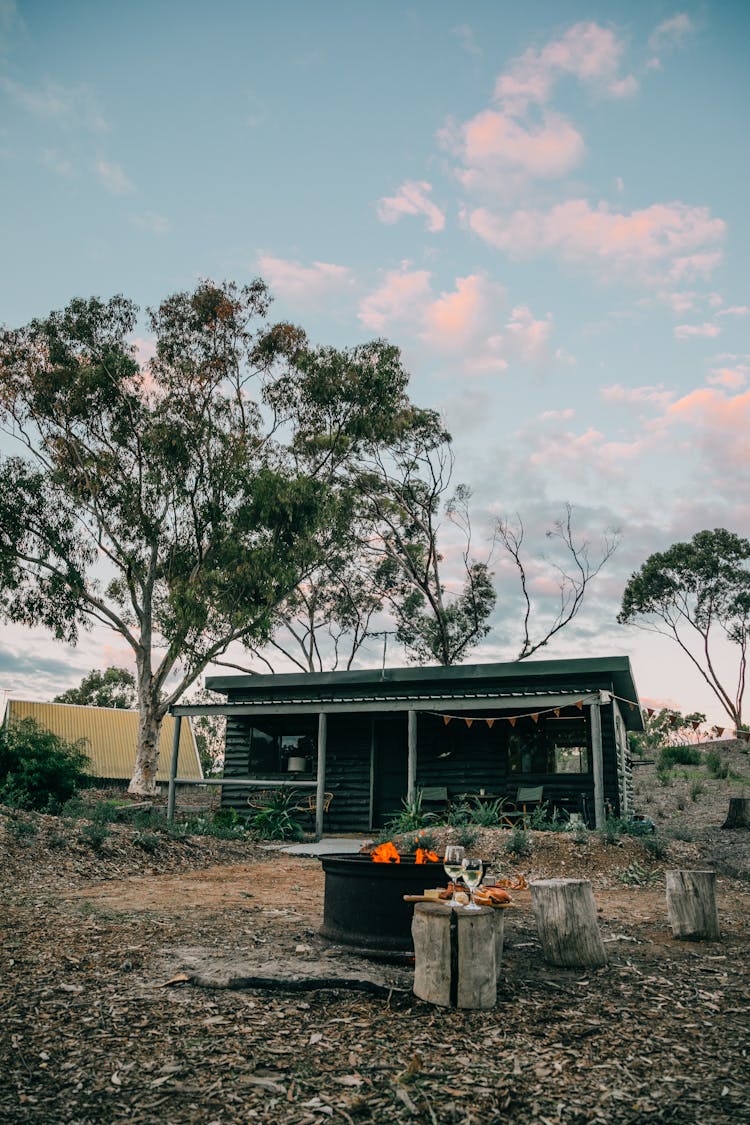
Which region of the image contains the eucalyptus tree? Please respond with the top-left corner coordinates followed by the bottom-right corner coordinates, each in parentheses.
top-left (0, 280), bottom-right (440, 793)
top-left (619, 528), bottom-right (749, 729)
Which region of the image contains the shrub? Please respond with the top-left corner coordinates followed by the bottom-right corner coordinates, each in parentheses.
top-left (690, 780), bottom-right (705, 802)
top-left (453, 825), bottom-right (479, 849)
top-left (464, 797), bottom-right (507, 828)
top-left (0, 718), bottom-right (91, 811)
top-left (132, 830), bottom-right (160, 853)
top-left (446, 800), bottom-right (472, 828)
top-left (657, 745), bottom-right (701, 770)
top-left (506, 827), bottom-right (531, 858)
top-left (617, 862), bottom-right (660, 886)
top-left (705, 751), bottom-right (729, 779)
top-left (384, 793), bottom-right (434, 835)
top-left (249, 790), bottom-right (304, 841)
top-left (79, 821), bottom-right (110, 851)
top-left (6, 814), bottom-right (39, 842)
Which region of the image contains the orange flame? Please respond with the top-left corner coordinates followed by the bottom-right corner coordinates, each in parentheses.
top-left (371, 841), bottom-right (401, 863)
top-left (415, 847), bottom-right (439, 864)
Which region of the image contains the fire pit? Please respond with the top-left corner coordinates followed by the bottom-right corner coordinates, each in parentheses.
top-left (320, 853), bottom-right (440, 956)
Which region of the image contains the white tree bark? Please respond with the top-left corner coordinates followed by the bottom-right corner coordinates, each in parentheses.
top-left (666, 870), bottom-right (720, 941)
top-left (530, 879), bottom-right (607, 968)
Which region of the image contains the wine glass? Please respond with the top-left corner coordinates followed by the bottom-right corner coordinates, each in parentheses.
top-left (461, 857), bottom-right (483, 911)
top-left (443, 845), bottom-right (465, 907)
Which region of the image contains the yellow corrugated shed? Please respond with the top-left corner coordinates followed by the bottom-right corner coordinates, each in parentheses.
top-left (4, 700), bottom-right (202, 782)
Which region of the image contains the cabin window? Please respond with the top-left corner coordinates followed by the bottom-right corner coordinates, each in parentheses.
top-left (507, 722), bottom-right (589, 775)
top-left (247, 728), bottom-right (314, 773)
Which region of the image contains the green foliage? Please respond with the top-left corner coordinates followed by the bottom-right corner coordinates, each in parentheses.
top-left (617, 862), bottom-right (660, 887)
top-left (0, 280), bottom-right (441, 792)
top-left (462, 796), bottom-right (508, 828)
top-left (658, 744), bottom-right (702, 770)
top-left (384, 792), bottom-right (434, 835)
top-left (628, 708), bottom-right (707, 756)
top-left (249, 790), bottom-right (304, 841)
top-left (446, 799), bottom-right (472, 827)
top-left (0, 718), bottom-right (90, 810)
top-left (453, 825), bottom-right (479, 849)
top-left (619, 528), bottom-right (750, 728)
top-left (641, 834), bottom-right (667, 860)
top-left (79, 821), bottom-right (110, 851)
top-left (54, 666), bottom-right (137, 709)
top-left (132, 831), bottom-right (160, 854)
top-left (5, 814), bottom-right (39, 842)
top-left (505, 827), bottom-right (531, 857)
top-left (599, 815), bottom-right (655, 844)
top-left (705, 750), bottom-right (729, 779)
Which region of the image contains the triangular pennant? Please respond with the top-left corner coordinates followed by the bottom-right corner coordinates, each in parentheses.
top-left (486, 718), bottom-right (495, 729)
top-left (465, 718), bottom-right (473, 728)
top-left (691, 721), bottom-right (701, 730)
top-left (629, 702), bottom-right (636, 711)
top-left (575, 700), bottom-right (584, 711)
top-left (553, 708), bottom-right (561, 718)
top-left (443, 715), bottom-right (451, 726)
top-left (715, 727), bottom-right (725, 736)
top-left (508, 716), bottom-right (517, 728)
top-left (647, 708), bottom-right (655, 717)
top-left (531, 713), bottom-right (539, 724)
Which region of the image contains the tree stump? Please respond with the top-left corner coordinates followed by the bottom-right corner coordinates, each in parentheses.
top-left (722, 798), bottom-right (750, 829)
top-left (530, 879), bottom-right (607, 968)
top-left (666, 870), bottom-right (720, 940)
top-left (411, 902), bottom-right (499, 1009)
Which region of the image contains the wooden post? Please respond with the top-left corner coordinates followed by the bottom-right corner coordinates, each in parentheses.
top-left (407, 709), bottom-right (417, 805)
top-left (166, 715), bottom-right (182, 823)
top-left (315, 712), bottom-right (327, 840)
top-left (368, 718), bottom-right (376, 832)
top-left (666, 870), bottom-right (720, 941)
top-left (411, 902), bottom-right (498, 1009)
top-left (530, 878), bottom-right (607, 968)
top-left (722, 798), bottom-right (750, 829)
top-left (590, 700), bottom-right (606, 830)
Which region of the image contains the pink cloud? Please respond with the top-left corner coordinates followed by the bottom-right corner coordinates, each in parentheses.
top-left (505, 305), bottom-right (552, 365)
top-left (648, 13), bottom-right (695, 53)
top-left (717, 305), bottom-right (750, 318)
top-left (707, 366), bottom-right (748, 389)
top-left (358, 266), bottom-right (432, 332)
top-left (601, 383), bottom-right (675, 410)
top-left (422, 274), bottom-right (498, 348)
top-left (454, 109), bottom-right (584, 182)
top-left (674, 322), bottom-right (721, 340)
top-left (468, 198), bottom-right (725, 285)
top-left (376, 180), bottom-right (445, 232)
top-left (665, 386), bottom-right (750, 478)
top-left (494, 21), bottom-right (636, 110)
top-left (258, 254), bottom-right (354, 303)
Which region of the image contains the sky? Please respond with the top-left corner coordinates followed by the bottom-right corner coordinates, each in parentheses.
top-left (0, 1), bottom-right (748, 728)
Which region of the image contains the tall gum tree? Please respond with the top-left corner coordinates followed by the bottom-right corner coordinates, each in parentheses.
top-left (0, 280), bottom-right (441, 793)
top-left (618, 528), bottom-right (749, 730)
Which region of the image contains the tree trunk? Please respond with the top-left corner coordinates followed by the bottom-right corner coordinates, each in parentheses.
top-left (411, 902), bottom-right (499, 1009)
top-left (127, 700), bottom-right (165, 796)
top-left (722, 798), bottom-right (750, 829)
top-left (666, 870), bottom-right (720, 940)
top-left (530, 879), bottom-right (607, 968)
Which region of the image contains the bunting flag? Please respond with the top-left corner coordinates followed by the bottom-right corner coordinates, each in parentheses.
top-left (576, 700), bottom-right (584, 711)
top-left (508, 716), bottom-right (517, 727)
top-left (691, 720), bottom-right (701, 730)
top-left (647, 708), bottom-right (655, 717)
top-left (443, 715), bottom-right (451, 726)
top-left (531, 713), bottom-right (539, 724)
top-left (553, 708), bottom-right (561, 718)
top-left (465, 718), bottom-right (474, 728)
top-left (714, 727), bottom-right (725, 737)
top-left (486, 718), bottom-right (495, 729)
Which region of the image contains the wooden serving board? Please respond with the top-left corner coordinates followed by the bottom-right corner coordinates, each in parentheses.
top-left (403, 895), bottom-right (513, 908)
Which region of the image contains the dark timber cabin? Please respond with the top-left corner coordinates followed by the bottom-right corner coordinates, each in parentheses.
top-left (189, 657), bottom-right (643, 837)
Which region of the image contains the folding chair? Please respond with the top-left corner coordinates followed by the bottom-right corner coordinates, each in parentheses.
top-left (500, 785), bottom-right (544, 827)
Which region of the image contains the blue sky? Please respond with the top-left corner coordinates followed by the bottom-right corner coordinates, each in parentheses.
top-left (1, 1), bottom-right (748, 727)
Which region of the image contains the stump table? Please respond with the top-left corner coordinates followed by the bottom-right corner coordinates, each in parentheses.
top-left (530, 878), bottom-right (607, 968)
top-left (666, 869), bottom-right (720, 940)
top-left (411, 902), bottom-right (502, 1010)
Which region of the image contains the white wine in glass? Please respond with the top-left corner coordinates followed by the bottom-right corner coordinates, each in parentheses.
top-left (443, 845), bottom-right (465, 906)
top-left (461, 857), bottom-right (483, 911)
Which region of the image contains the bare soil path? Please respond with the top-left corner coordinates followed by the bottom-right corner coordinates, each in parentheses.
top-left (2, 804), bottom-right (749, 1125)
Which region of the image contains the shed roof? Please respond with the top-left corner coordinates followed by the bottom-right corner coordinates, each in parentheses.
top-left (3, 700), bottom-right (203, 782)
top-left (204, 656), bottom-right (643, 729)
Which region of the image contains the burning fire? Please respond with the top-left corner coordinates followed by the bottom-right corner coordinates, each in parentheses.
top-left (370, 841), bottom-right (439, 864)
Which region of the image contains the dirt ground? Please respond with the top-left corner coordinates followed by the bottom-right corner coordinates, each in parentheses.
top-left (2, 751), bottom-right (750, 1125)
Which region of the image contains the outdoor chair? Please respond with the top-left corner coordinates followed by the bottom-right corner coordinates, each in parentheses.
top-left (293, 791), bottom-right (334, 824)
top-left (500, 785), bottom-right (544, 827)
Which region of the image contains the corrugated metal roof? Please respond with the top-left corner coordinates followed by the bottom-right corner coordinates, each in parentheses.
top-left (4, 700), bottom-right (202, 781)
